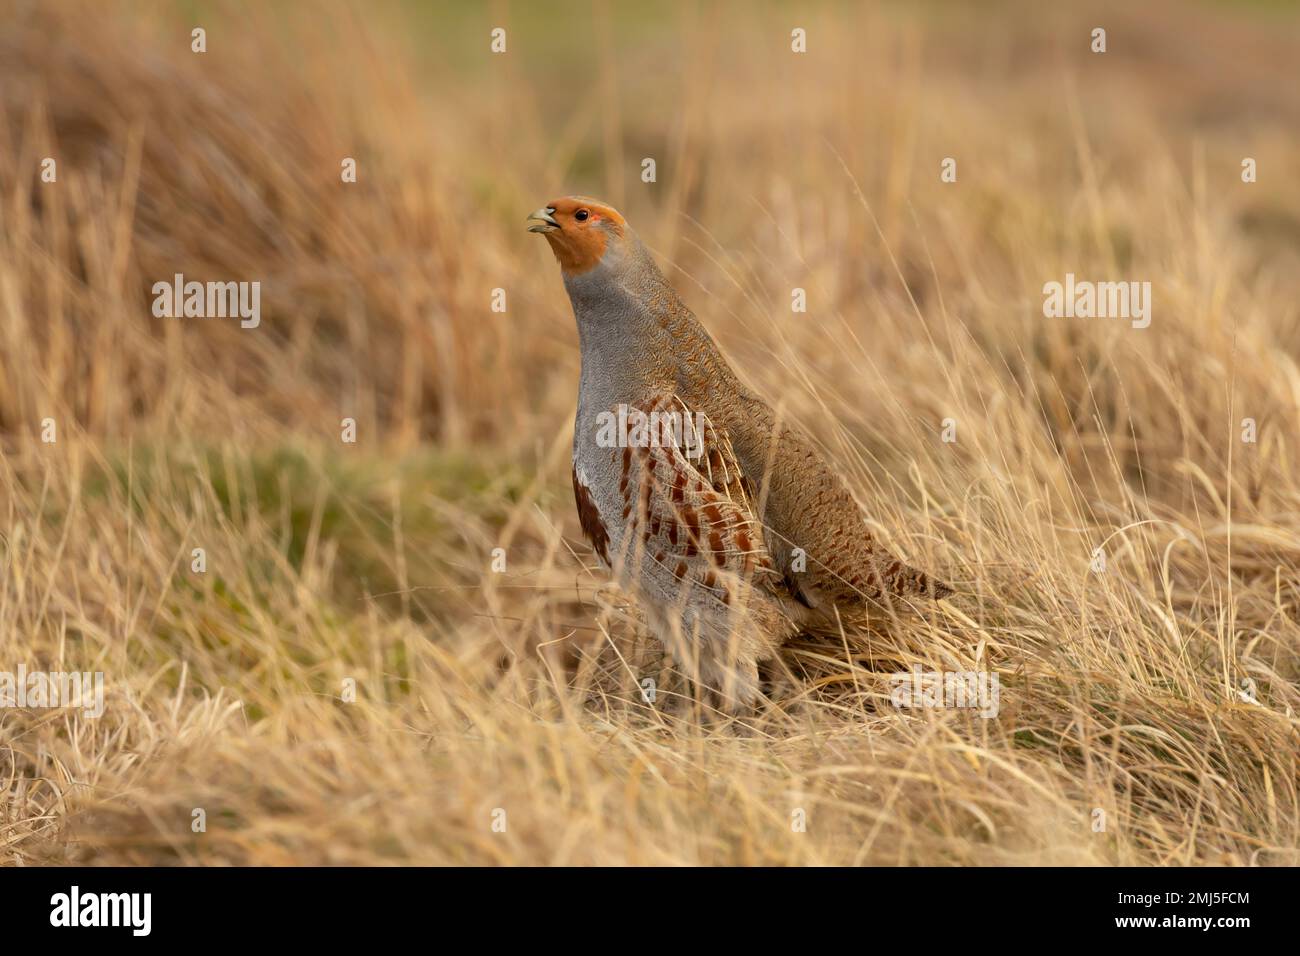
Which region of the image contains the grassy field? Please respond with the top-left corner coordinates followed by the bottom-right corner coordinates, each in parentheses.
top-left (1, 0), bottom-right (1297, 865)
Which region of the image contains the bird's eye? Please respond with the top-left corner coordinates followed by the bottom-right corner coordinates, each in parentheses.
top-left (575, 209), bottom-right (589, 221)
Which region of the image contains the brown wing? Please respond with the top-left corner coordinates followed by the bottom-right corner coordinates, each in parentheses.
top-left (606, 394), bottom-right (794, 612)
top-left (719, 399), bottom-right (953, 613)
top-left (572, 468), bottom-right (611, 565)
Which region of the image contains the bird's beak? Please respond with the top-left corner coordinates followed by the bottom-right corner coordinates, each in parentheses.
top-left (526, 206), bottom-right (560, 234)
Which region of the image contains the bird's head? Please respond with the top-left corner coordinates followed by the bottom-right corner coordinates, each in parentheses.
top-left (526, 196), bottom-right (628, 275)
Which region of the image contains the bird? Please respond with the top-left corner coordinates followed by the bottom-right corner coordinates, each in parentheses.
top-left (528, 195), bottom-right (951, 710)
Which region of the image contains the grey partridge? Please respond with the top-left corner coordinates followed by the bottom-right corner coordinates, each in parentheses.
top-left (529, 196), bottom-right (951, 709)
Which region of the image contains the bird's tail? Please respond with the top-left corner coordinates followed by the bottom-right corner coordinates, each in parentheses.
top-left (886, 562), bottom-right (953, 601)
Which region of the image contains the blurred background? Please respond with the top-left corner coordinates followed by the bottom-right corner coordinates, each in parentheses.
top-left (3, 0), bottom-right (1297, 447)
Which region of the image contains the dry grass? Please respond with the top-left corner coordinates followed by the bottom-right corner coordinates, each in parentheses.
top-left (1, 0), bottom-right (1297, 865)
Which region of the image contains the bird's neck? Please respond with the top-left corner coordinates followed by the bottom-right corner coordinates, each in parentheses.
top-left (564, 243), bottom-right (733, 401)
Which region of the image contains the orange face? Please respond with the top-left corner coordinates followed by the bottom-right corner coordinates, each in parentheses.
top-left (526, 196), bottom-right (626, 275)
